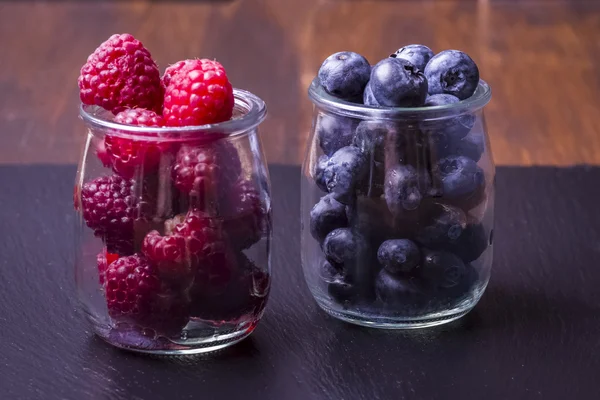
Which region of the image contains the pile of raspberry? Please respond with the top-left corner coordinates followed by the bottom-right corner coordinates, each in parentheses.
top-left (75, 34), bottom-right (269, 336)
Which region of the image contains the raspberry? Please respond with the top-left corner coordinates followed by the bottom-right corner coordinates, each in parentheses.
top-left (104, 254), bottom-right (190, 335)
top-left (78, 175), bottom-right (151, 254)
top-left (96, 138), bottom-right (112, 168)
top-left (172, 142), bottom-right (241, 210)
top-left (141, 230), bottom-right (191, 282)
top-left (220, 180), bottom-right (267, 249)
top-left (97, 252), bottom-right (120, 285)
top-left (104, 109), bottom-right (168, 179)
top-left (141, 210), bottom-right (229, 287)
top-left (163, 59), bottom-right (234, 126)
top-left (78, 33), bottom-right (163, 114)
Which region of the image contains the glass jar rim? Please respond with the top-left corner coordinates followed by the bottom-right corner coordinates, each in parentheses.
top-left (307, 77), bottom-right (491, 120)
top-left (79, 88), bottom-right (267, 138)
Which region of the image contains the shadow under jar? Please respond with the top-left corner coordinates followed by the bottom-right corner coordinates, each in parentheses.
top-left (302, 78), bottom-right (494, 328)
top-left (74, 89), bottom-right (271, 354)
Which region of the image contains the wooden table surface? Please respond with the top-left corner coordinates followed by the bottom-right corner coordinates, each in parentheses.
top-left (1, 0), bottom-right (599, 166)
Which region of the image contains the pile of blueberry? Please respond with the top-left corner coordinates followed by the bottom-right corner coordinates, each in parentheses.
top-left (310, 45), bottom-right (490, 315)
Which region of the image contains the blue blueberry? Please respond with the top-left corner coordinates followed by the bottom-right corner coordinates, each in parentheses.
top-left (384, 164), bottom-right (427, 216)
top-left (431, 262), bottom-right (479, 304)
top-left (323, 228), bottom-right (360, 265)
top-left (390, 44), bottom-right (434, 71)
top-left (369, 58), bottom-right (428, 107)
top-left (375, 269), bottom-right (422, 304)
top-left (377, 239), bottom-right (420, 275)
top-left (310, 194), bottom-right (349, 243)
top-left (363, 82), bottom-right (380, 106)
top-left (444, 223), bottom-right (489, 263)
top-left (323, 146), bottom-right (369, 204)
top-left (314, 155), bottom-right (329, 192)
top-left (421, 94), bottom-right (475, 147)
top-left (419, 249), bottom-right (467, 289)
top-left (425, 50), bottom-right (480, 100)
top-left (353, 120), bottom-right (395, 164)
top-left (415, 203), bottom-right (467, 249)
top-left (435, 131), bottom-right (485, 162)
top-left (317, 114), bottom-right (358, 157)
top-left (318, 51), bottom-right (371, 101)
top-left (320, 260), bottom-right (343, 283)
top-left (432, 156), bottom-right (485, 209)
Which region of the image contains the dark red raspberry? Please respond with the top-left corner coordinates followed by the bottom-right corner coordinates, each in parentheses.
top-left (172, 142), bottom-right (241, 210)
top-left (103, 109), bottom-right (168, 179)
top-left (96, 138), bottom-right (112, 168)
top-left (78, 33), bottom-right (163, 114)
top-left (97, 252), bottom-right (120, 285)
top-left (190, 253), bottom-right (270, 321)
top-left (163, 59), bottom-right (234, 126)
top-left (141, 230), bottom-right (191, 282)
top-left (221, 179), bottom-right (268, 249)
top-left (141, 210), bottom-right (229, 288)
top-left (78, 175), bottom-right (151, 254)
top-left (104, 254), bottom-right (190, 335)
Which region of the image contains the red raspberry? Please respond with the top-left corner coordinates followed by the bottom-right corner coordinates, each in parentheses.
top-left (104, 254), bottom-right (190, 335)
top-left (221, 180), bottom-right (268, 249)
top-left (172, 142), bottom-right (241, 209)
top-left (78, 175), bottom-right (151, 254)
top-left (141, 210), bottom-right (230, 288)
top-left (141, 230), bottom-right (191, 282)
top-left (97, 252), bottom-right (120, 285)
top-left (162, 60), bottom-right (196, 87)
top-left (78, 33), bottom-right (163, 114)
top-left (163, 59), bottom-right (234, 126)
top-left (104, 109), bottom-right (168, 179)
top-left (96, 138), bottom-right (112, 168)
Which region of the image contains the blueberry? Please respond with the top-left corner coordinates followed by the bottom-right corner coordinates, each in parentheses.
top-left (328, 279), bottom-right (359, 304)
top-left (384, 164), bottom-right (427, 216)
top-left (420, 249), bottom-right (467, 289)
top-left (314, 155), bottom-right (329, 192)
top-left (363, 82), bottom-right (380, 106)
top-left (317, 114), bottom-right (358, 157)
top-left (390, 44), bottom-right (434, 71)
top-left (445, 223), bottom-right (488, 263)
top-left (415, 203), bottom-right (467, 249)
top-left (353, 120), bottom-right (396, 164)
top-left (310, 194), bottom-right (349, 243)
top-left (431, 262), bottom-right (479, 304)
top-left (323, 228), bottom-right (360, 265)
top-left (421, 94), bottom-right (475, 147)
top-left (377, 239), bottom-right (420, 275)
top-left (434, 131), bottom-right (485, 162)
top-left (432, 156), bottom-right (485, 209)
top-left (375, 269), bottom-right (422, 304)
top-left (369, 58), bottom-right (428, 107)
top-left (318, 51), bottom-right (371, 101)
top-left (425, 50), bottom-right (479, 100)
top-left (320, 260), bottom-right (343, 283)
top-left (323, 146), bottom-right (369, 204)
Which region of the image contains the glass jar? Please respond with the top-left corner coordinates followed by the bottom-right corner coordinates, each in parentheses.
top-left (302, 78), bottom-right (493, 328)
top-left (73, 89), bottom-right (271, 354)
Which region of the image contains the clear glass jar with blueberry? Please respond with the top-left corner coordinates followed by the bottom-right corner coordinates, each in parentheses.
top-left (302, 46), bottom-right (494, 328)
top-left (73, 34), bottom-right (271, 353)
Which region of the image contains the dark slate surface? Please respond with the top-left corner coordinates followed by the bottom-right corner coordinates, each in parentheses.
top-left (0, 164), bottom-right (599, 400)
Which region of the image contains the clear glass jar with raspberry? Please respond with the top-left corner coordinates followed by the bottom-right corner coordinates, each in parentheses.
top-left (74, 89), bottom-right (271, 354)
top-left (301, 49), bottom-right (494, 328)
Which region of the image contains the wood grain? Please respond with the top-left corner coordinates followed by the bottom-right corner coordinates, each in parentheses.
top-left (1, 0), bottom-right (599, 166)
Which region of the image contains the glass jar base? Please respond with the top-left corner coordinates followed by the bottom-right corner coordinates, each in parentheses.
top-left (313, 289), bottom-right (484, 330)
top-left (92, 318), bottom-right (258, 355)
